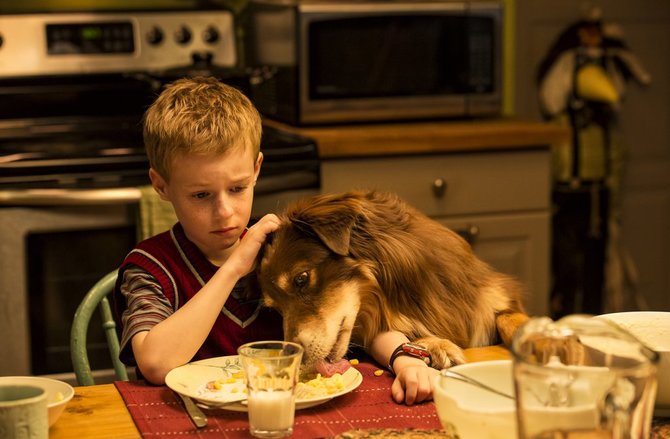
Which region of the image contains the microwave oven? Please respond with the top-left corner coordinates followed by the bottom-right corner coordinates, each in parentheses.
top-left (244, 0), bottom-right (503, 125)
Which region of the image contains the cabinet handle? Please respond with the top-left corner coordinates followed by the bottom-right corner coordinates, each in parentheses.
top-left (456, 224), bottom-right (480, 245)
top-left (432, 178), bottom-right (447, 198)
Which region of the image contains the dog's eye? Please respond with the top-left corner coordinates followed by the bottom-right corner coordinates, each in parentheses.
top-left (293, 271), bottom-right (310, 289)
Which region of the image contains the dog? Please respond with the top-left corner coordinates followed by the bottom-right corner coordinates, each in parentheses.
top-left (257, 190), bottom-right (529, 372)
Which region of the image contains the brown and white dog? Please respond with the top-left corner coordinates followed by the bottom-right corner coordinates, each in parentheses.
top-left (257, 190), bottom-right (529, 372)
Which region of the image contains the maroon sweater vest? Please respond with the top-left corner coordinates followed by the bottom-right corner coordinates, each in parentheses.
top-left (113, 223), bottom-right (283, 365)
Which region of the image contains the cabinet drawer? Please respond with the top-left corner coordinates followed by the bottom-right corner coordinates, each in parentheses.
top-left (321, 149), bottom-right (550, 217)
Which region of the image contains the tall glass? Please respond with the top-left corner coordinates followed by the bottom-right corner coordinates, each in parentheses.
top-left (238, 341), bottom-right (304, 438)
top-left (511, 315), bottom-right (659, 439)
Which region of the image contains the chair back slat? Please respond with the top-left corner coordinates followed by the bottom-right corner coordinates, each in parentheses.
top-left (99, 296), bottom-right (129, 382)
top-left (70, 271), bottom-right (129, 386)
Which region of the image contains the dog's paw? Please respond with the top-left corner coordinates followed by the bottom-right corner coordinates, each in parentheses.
top-left (524, 333), bottom-right (587, 365)
top-left (414, 337), bottom-right (466, 369)
top-left (495, 311), bottom-right (530, 346)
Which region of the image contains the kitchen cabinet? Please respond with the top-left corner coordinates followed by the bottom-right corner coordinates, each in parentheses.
top-left (320, 149), bottom-right (551, 317)
top-left (440, 212), bottom-right (549, 318)
top-left (263, 118), bottom-right (567, 317)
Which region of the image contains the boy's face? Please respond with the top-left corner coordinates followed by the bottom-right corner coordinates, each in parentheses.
top-left (150, 142), bottom-right (262, 265)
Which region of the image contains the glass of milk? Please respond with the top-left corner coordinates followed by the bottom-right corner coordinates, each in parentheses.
top-left (238, 341), bottom-right (304, 438)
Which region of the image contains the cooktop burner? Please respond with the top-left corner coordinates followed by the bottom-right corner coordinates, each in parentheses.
top-left (0, 115), bottom-right (146, 189)
top-left (0, 123), bottom-right (319, 190)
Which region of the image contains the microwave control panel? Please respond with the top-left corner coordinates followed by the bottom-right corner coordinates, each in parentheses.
top-left (0, 11), bottom-right (236, 77)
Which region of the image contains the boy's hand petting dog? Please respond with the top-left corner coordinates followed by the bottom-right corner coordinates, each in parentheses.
top-left (228, 213), bottom-right (280, 278)
top-left (391, 356), bottom-right (440, 405)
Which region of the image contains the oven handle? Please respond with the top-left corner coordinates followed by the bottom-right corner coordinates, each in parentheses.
top-left (0, 188), bottom-right (142, 206)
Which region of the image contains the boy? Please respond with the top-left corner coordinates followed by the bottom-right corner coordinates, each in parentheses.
top-left (115, 76), bottom-right (437, 405)
top-left (114, 76), bottom-right (282, 385)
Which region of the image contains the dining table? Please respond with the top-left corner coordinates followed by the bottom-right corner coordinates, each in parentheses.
top-left (50, 345), bottom-right (670, 439)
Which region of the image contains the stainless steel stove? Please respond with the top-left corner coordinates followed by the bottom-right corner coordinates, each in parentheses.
top-left (0, 9), bottom-right (238, 192)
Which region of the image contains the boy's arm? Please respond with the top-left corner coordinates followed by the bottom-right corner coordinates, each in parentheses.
top-left (131, 214), bottom-right (280, 384)
top-left (369, 330), bottom-right (439, 405)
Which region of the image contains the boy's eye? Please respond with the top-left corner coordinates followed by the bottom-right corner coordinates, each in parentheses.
top-left (231, 186), bottom-right (246, 194)
top-left (193, 192), bottom-right (209, 199)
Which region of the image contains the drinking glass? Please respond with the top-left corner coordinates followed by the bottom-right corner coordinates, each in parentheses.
top-left (238, 340), bottom-right (304, 438)
top-left (0, 384), bottom-right (48, 439)
top-left (511, 314), bottom-right (659, 439)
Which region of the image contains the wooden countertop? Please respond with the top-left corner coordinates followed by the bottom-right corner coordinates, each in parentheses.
top-left (263, 118), bottom-right (569, 159)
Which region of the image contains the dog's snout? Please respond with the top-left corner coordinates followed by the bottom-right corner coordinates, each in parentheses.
top-left (291, 337), bottom-right (305, 351)
top-left (294, 333), bottom-right (313, 355)
top-left (291, 332), bottom-right (304, 347)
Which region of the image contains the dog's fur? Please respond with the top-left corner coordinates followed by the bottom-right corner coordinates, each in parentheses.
top-left (257, 190), bottom-right (529, 371)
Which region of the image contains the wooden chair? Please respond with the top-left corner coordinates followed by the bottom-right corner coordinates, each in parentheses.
top-left (70, 271), bottom-right (129, 386)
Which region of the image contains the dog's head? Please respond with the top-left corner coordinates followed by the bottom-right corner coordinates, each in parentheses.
top-left (257, 193), bottom-right (373, 371)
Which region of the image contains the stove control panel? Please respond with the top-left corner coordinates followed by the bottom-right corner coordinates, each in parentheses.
top-left (0, 11), bottom-right (236, 76)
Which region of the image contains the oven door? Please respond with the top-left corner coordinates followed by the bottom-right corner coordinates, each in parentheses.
top-left (0, 202), bottom-right (137, 381)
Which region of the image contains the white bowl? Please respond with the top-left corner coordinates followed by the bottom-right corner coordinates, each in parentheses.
top-left (596, 311), bottom-right (670, 415)
top-left (433, 360), bottom-right (516, 439)
top-left (0, 376), bottom-right (74, 427)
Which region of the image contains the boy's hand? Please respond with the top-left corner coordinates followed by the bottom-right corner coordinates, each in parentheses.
top-left (390, 358), bottom-right (440, 405)
top-left (228, 213), bottom-right (280, 277)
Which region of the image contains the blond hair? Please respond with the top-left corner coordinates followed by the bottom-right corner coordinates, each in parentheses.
top-left (143, 76), bottom-right (262, 180)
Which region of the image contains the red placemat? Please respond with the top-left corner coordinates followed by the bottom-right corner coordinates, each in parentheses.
top-left (114, 362), bottom-right (442, 438)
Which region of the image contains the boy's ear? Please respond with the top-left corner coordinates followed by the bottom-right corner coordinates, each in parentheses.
top-left (254, 152), bottom-right (264, 184)
top-left (149, 168), bottom-right (170, 201)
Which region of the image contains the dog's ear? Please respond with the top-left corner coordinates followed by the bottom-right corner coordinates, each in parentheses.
top-left (256, 230), bottom-right (274, 262)
top-left (309, 217), bottom-right (353, 256)
top-left (293, 202), bottom-right (358, 256)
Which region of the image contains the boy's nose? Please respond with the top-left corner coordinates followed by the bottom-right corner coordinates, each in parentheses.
top-left (214, 195), bottom-right (234, 218)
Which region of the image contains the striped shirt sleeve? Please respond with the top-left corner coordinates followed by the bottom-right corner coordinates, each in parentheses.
top-left (118, 265), bottom-right (174, 354)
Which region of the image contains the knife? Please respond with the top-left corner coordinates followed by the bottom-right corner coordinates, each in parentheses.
top-left (176, 392), bottom-right (208, 428)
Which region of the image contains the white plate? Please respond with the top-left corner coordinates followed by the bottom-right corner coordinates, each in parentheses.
top-left (165, 355), bottom-right (363, 411)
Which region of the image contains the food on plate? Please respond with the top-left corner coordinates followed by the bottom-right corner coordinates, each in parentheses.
top-left (297, 373), bottom-right (346, 398)
top-left (206, 371), bottom-right (245, 391)
top-left (203, 367), bottom-right (352, 400)
top-left (373, 370), bottom-right (385, 377)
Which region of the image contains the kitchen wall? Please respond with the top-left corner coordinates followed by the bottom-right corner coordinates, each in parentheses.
top-left (513, 0), bottom-right (670, 311)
